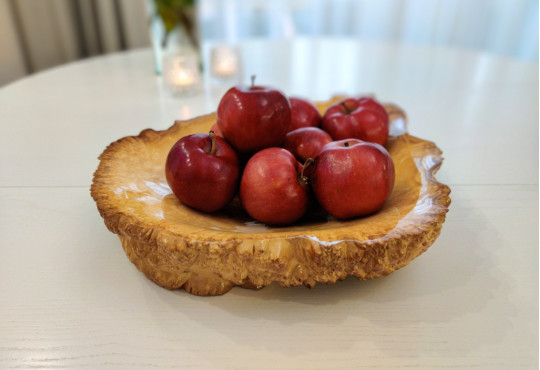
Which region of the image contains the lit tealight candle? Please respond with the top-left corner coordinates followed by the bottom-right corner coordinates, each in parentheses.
top-left (215, 57), bottom-right (236, 78)
top-left (210, 46), bottom-right (241, 81)
top-left (173, 68), bottom-right (196, 86)
top-left (162, 54), bottom-right (200, 94)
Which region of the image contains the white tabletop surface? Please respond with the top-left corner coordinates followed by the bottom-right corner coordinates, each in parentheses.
top-left (1, 38), bottom-right (538, 369)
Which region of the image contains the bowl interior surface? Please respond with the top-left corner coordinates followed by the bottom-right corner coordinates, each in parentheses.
top-left (105, 107), bottom-right (428, 243)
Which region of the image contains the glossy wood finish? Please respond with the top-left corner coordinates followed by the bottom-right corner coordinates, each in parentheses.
top-left (91, 101), bottom-right (450, 295)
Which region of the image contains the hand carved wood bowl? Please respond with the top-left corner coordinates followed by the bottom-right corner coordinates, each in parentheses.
top-left (91, 97), bottom-right (451, 296)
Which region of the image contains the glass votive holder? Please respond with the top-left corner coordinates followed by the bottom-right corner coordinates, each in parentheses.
top-left (210, 45), bottom-right (242, 84)
top-left (162, 53), bottom-right (201, 95)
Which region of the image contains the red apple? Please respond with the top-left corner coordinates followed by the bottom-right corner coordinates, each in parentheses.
top-left (240, 148), bottom-right (310, 225)
top-left (165, 132), bottom-right (240, 213)
top-left (321, 97), bottom-right (389, 146)
top-left (289, 97), bottom-right (322, 131)
top-left (283, 127), bottom-right (332, 162)
top-left (356, 96), bottom-right (389, 120)
top-left (311, 139), bottom-right (395, 219)
top-left (217, 82), bottom-right (291, 153)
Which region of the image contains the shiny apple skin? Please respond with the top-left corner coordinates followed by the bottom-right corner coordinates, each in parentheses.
top-left (356, 96), bottom-right (389, 121)
top-left (321, 97), bottom-right (389, 146)
top-left (312, 139), bottom-right (395, 219)
top-left (240, 148), bottom-right (310, 225)
top-left (283, 127), bottom-right (332, 162)
top-left (165, 133), bottom-right (240, 213)
top-left (217, 85), bottom-right (291, 153)
top-left (289, 97), bottom-right (322, 131)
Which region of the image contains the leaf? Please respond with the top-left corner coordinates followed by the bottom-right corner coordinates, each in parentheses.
top-left (153, 0), bottom-right (196, 47)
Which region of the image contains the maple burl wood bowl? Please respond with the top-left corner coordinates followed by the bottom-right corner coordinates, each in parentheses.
top-left (91, 97), bottom-right (451, 296)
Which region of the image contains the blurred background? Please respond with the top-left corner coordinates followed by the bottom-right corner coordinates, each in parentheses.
top-left (0, 0), bottom-right (538, 87)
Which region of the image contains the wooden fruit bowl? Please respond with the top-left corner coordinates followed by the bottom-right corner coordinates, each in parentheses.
top-left (91, 97), bottom-right (451, 296)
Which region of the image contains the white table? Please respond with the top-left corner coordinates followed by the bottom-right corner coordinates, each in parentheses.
top-left (1, 39), bottom-right (538, 369)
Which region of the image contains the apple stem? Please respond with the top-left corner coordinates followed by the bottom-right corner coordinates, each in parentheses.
top-left (341, 101), bottom-right (352, 114)
top-left (299, 158), bottom-right (315, 186)
top-left (251, 75), bottom-right (256, 88)
top-left (208, 130), bottom-right (217, 155)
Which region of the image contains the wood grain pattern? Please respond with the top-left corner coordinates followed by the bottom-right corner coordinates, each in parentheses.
top-left (90, 99), bottom-right (451, 295)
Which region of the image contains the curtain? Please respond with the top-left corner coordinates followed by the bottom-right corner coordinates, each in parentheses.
top-left (0, 0), bottom-right (150, 86)
top-left (198, 0), bottom-right (539, 61)
top-left (1, 0), bottom-right (537, 87)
